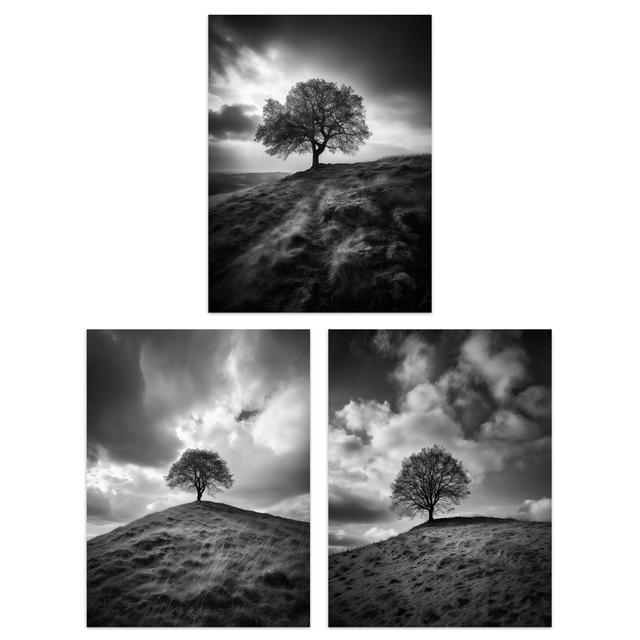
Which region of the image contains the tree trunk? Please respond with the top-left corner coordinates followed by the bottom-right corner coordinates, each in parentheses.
top-left (312, 149), bottom-right (320, 169)
top-left (428, 507), bottom-right (434, 521)
top-left (197, 489), bottom-right (203, 501)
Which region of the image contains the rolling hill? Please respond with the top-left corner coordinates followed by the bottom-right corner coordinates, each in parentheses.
top-left (208, 154), bottom-right (431, 312)
top-left (329, 517), bottom-right (551, 627)
top-left (87, 501), bottom-right (309, 627)
top-left (209, 172), bottom-right (290, 197)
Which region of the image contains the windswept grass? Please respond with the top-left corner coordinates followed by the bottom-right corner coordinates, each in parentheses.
top-left (87, 501), bottom-right (309, 627)
top-left (329, 518), bottom-right (550, 627)
top-left (209, 154), bottom-right (431, 311)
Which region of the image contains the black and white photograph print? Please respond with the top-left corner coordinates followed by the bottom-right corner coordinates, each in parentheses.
top-left (209, 15), bottom-right (431, 312)
top-left (87, 330), bottom-right (310, 627)
top-left (328, 330), bottom-right (551, 627)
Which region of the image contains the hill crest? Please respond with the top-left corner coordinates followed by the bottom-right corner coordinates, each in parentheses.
top-left (409, 515), bottom-right (520, 531)
top-left (88, 500), bottom-right (309, 626)
top-left (90, 500), bottom-right (307, 544)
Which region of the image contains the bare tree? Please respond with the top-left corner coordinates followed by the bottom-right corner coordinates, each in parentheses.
top-left (255, 78), bottom-right (371, 169)
top-left (390, 445), bottom-right (471, 522)
top-left (165, 448), bottom-right (233, 502)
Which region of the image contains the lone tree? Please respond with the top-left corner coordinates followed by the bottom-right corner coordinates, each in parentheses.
top-left (390, 445), bottom-right (471, 522)
top-left (165, 448), bottom-right (233, 502)
top-left (255, 78), bottom-right (371, 169)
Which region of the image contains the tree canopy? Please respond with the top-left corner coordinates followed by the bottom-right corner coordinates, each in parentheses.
top-left (165, 448), bottom-right (233, 502)
top-left (255, 78), bottom-right (371, 169)
top-left (390, 445), bottom-right (471, 521)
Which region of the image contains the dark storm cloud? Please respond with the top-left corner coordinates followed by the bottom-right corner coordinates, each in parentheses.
top-left (211, 15), bottom-right (430, 99)
top-left (329, 485), bottom-right (394, 524)
top-left (439, 366), bottom-right (497, 437)
top-left (236, 408), bottom-right (259, 422)
top-left (515, 385), bottom-right (552, 420)
top-left (209, 104), bottom-right (260, 141)
top-left (328, 330), bottom-right (397, 414)
top-left (208, 16), bottom-right (240, 76)
top-left (87, 331), bottom-right (182, 466)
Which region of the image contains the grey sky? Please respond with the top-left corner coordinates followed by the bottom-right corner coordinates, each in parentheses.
top-left (87, 330), bottom-right (309, 538)
top-left (209, 15), bottom-right (431, 172)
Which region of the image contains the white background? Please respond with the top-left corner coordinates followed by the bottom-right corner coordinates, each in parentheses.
top-left (1, 0), bottom-right (639, 636)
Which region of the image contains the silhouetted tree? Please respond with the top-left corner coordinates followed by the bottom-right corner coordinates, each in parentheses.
top-left (255, 78), bottom-right (371, 169)
top-left (165, 448), bottom-right (233, 502)
top-left (390, 445), bottom-right (470, 522)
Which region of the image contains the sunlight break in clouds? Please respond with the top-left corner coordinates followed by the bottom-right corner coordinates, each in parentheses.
top-left (209, 16), bottom-right (431, 172)
top-left (87, 330), bottom-right (309, 537)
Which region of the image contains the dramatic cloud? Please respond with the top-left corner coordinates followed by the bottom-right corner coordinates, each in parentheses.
top-left (87, 331), bottom-right (182, 466)
top-left (329, 484), bottom-right (394, 524)
top-left (209, 104), bottom-right (261, 141)
top-left (462, 331), bottom-right (529, 402)
top-left (329, 330), bottom-right (551, 546)
top-left (209, 15), bottom-right (431, 171)
top-left (87, 330), bottom-right (309, 537)
top-left (515, 385), bottom-right (552, 419)
top-left (391, 333), bottom-right (436, 389)
top-left (479, 409), bottom-right (540, 442)
top-left (518, 497), bottom-right (552, 522)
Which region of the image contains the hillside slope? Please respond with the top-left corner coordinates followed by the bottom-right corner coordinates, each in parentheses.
top-left (209, 172), bottom-right (290, 197)
top-left (209, 154), bottom-right (431, 312)
top-left (87, 501), bottom-right (309, 627)
top-left (329, 518), bottom-right (550, 627)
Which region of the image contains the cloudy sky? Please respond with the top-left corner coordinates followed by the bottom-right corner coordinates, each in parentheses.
top-left (209, 15), bottom-right (431, 172)
top-left (329, 330), bottom-right (551, 553)
top-left (87, 330), bottom-right (309, 538)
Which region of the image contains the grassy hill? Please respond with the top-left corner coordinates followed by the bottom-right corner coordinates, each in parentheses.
top-left (209, 154), bottom-right (431, 312)
top-left (209, 172), bottom-right (290, 197)
top-left (87, 501), bottom-right (309, 627)
top-left (329, 517), bottom-right (551, 627)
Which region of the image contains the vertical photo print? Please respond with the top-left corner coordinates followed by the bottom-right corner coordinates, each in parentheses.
top-left (328, 330), bottom-right (551, 626)
top-left (209, 16), bottom-right (431, 312)
top-left (87, 330), bottom-right (310, 627)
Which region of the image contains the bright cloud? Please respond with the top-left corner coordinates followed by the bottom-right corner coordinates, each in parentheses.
top-left (329, 330), bottom-right (552, 548)
top-left (518, 497), bottom-right (552, 522)
top-left (364, 526), bottom-right (398, 541)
